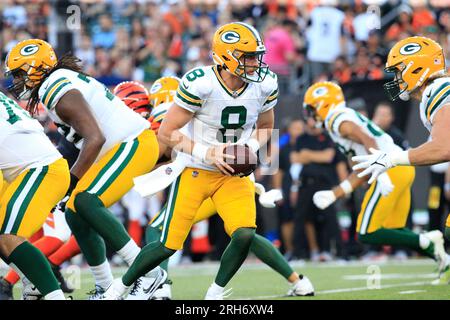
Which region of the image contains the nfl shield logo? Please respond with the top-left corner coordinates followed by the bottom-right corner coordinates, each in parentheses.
top-left (165, 167), bottom-right (173, 175)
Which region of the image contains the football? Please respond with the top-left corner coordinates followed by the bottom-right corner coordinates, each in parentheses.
top-left (224, 144), bottom-right (258, 177)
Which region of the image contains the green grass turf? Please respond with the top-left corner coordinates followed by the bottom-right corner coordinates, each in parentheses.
top-left (6, 257), bottom-right (448, 300)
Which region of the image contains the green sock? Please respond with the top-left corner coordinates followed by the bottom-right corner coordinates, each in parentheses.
top-left (8, 242), bottom-right (60, 295)
top-left (74, 192), bottom-right (131, 251)
top-left (145, 226), bottom-right (169, 272)
top-left (215, 228), bottom-right (255, 287)
top-left (359, 228), bottom-right (435, 259)
top-left (250, 234), bottom-right (293, 280)
top-left (445, 227), bottom-right (450, 241)
top-left (66, 209), bottom-right (107, 266)
top-left (122, 241), bottom-right (174, 286)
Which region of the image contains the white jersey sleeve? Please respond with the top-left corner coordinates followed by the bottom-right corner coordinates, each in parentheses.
top-left (420, 77), bottom-right (450, 132)
top-left (174, 67), bottom-right (211, 113)
top-left (325, 106), bottom-right (354, 136)
top-left (38, 69), bottom-right (76, 111)
top-left (260, 70), bottom-right (279, 113)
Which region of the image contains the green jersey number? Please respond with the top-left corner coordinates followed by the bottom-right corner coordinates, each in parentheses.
top-left (186, 69), bottom-right (205, 82)
top-left (78, 73), bottom-right (114, 101)
top-left (0, 94), bottom-right (31, 125)
top-left (218, 106), bottom-right (247, 143)
top-left (355, 111), bottom-right (384, 137)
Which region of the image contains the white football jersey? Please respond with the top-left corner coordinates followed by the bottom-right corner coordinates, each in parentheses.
top-left (38, 68), bottom-right (150, 159)
top-left (150, 102), bottom-right (172, 123)
top-left (324, 104), bottom-right (402, 158)
top-left (174, 65), bottom-right (278, 171)
top-left (0, 92), bottom-right (61, 182)
top-left (419, 77), bottom-right (450, 132)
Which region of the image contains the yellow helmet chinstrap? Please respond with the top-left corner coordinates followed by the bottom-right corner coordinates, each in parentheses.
top-left (149, 76), bottom-right (181, 108)
top-left (384, 36), bottom-right (445, 101)
top-left (5, 39), bottom-right (57, 99)
top-left (303, 82), bottom-right (344, 122)
top-left (212, 22), bottom-right (268, 83)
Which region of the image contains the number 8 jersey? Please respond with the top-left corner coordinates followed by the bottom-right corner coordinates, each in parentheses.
top-left (174, 65), bottom-right (278, 171)
top-left (0, 92), bottom-right (61, 181)
top-left (38, 68), bottom-right (150, 158)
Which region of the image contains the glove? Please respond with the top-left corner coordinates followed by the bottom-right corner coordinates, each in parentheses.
top-left (376, 172), bottom-right (394, 196)
top-left (258, 189), bottom-right (283, 208)
top-left (57, 173), bottom-right (79, 212)
top-left (313, 190), bottom-right (337, 210)
top-left (352, 148), bottom-right (394, 184)
top-left (254, 182), bottom-right (266, 195)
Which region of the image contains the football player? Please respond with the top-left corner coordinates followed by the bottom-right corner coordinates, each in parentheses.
top-left (303, 80), bottom-right (449, 283)
top-left (121, 77), bottom-right (313, 300)
top-left (0, 91), bottom-right (70, 299)
top-left (101, 22), bottom-right (300, 300)
top-left (351, 36), bottom-right (450, 284)
top-left (5, 39), bottom-right (167, 299)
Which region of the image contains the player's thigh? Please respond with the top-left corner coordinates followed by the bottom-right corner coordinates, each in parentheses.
top-left (0, 158), bottom-right (70, 238)
top-left (149, 203), bottom-right (167, 231)
top-left (212, 176), bottom-right (256, 236)
top-left (0, 171), bottom-right (3, 196)
top-left (193, 198), bottom-right (217, 224)
top-left (357, 182), bottom-right (392, 235)
top-left (68, 129), bottom-right (158, 210)
top-left (160, 169), bottom-right (210, 250)
top-left (382, 167), bottom-right (415, 229)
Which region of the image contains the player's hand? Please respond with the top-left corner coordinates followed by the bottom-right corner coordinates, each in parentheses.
top-left (259, 189), bottom-right (283, 208)
top-left (58, 173), bottom-right (79, 212)
top-left (313, 190), bottom-right (337, 210)
top-left (352, 148), bottom-right (394, 184)
top-left (205, 143), bottom-right (235, 176)
top-left (377, 172), bottom-right (394, 196)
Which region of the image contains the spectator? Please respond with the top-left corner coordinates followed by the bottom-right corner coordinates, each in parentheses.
top-left (306, 3), bottom-right (345, 82)
top-left (91, 14), bottom-right (116, 49)
top-left (332, 55), bottom-right (352, 85)
top-left (372, 102), bottom-right (409, 151)
top-left (385, 5), bottom-right (415, 44)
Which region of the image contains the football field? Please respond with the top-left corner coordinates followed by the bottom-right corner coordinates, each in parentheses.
top-left (9, 258), bottom-right (449, 300)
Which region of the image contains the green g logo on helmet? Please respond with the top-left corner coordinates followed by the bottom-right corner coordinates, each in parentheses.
top-left (20, 44), bottom-right (39, 56)
top-left (221, 31), bottom-right (240, 44)
top-left (399, 43), bottom-right (421, 55)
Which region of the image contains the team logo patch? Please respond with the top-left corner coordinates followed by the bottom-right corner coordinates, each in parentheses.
top-left (399, 43), bottom-right (421, 55)
top-left (312, 87), bottom-right (328, 97)
top-left (150, 82), bottom-right (162, 94)
top-left (221, 31), bottom-right (240, 44)
top-left (165, 167), bottom-right (173, 175)
top-left (20, 44), bottom-right (39, 56)
top-left (192, 170), bottom-right (199, 178)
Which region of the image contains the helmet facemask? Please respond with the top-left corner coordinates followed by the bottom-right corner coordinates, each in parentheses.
top-left (383, 62), bottom-right (410, 101)
top-left (303, 103), bottom-right (323, 128)
top-left (5, 63), bottom-right (48, 100)
top-left (231, 50), bottom-right (268, 83)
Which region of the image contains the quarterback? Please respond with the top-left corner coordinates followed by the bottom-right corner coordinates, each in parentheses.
top-left (101, 22), bottom-right (285, 300)
top-left (303, 81), bottom-right (448, 281)
top-left (117, 78), bottom-right (313, 300)
top-left (0, 91), bottom-right (69, 299)
top-left (5, 39), bottom-right (165, 298)
top-left (352, 36), bottom-right (450, 283)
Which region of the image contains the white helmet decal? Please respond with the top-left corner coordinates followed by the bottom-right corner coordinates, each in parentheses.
top-left (399, 43), bottom-right (421, 55)
top-left (221, 31), bottom-right (240, 44)
top-left (20, 44), bottom-right (39, 56)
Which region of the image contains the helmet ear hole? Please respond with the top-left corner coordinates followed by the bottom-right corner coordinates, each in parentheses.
top-left (412, 67), bottom-right (422, 74)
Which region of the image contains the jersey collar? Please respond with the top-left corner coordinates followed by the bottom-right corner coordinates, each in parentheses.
top-left (212, 66), bottom-right (249, 98)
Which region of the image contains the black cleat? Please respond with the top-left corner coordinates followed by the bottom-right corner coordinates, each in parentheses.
top-left (0, 277), bottom-right (13, 300)
top-left (52, 265), bottom-right (74, 294)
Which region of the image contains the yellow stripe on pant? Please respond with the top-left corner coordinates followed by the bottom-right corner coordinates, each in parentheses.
top-left (357, 166), bottom-right (415, 235)
top-left (0, 158), bottom-right (70, 238)
top-left (160, 168), bottom-right (256, 250)
top-left (446, 213), bottom-right (450, 228)
top-left (67, 129), bottom-right (159, 211)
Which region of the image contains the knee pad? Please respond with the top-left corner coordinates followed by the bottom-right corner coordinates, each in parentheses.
top-left (74, 191), bottom-right (102, 217)
top-left (231, 227), bottom-right (256, 245)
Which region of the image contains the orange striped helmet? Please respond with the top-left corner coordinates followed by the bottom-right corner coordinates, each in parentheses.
top-left (113, 81), bottom-right (151, 118)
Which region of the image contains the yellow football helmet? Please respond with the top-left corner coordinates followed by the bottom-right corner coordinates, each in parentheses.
top-left (303, 81), bottom-right (345, 122)
top-left (149, 76), bottom-right (181, 108)
top-left (5, 39), bottom-right (57, 99)
top-left (212, 22), bottom-right (268, 83)
top-left (384, 36), bottom-right (445, 101)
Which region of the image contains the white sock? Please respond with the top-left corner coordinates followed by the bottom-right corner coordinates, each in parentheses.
top-left (90, 260), bottom-right (113, 289)
top-left (45, 289), bottom-right (65, 300)
top-left (419, 234), bottom-right (431, 249)
top-left (209, 282), bottom-right (224, 294)
top-left (117, 240), bottom-right (140, 266)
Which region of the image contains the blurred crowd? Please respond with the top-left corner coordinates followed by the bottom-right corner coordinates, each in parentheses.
top-left (0, 0), bottom-right (449, 264)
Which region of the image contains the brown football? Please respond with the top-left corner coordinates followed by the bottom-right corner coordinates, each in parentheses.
top-left (224, 144), bottom-right (258, 177)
